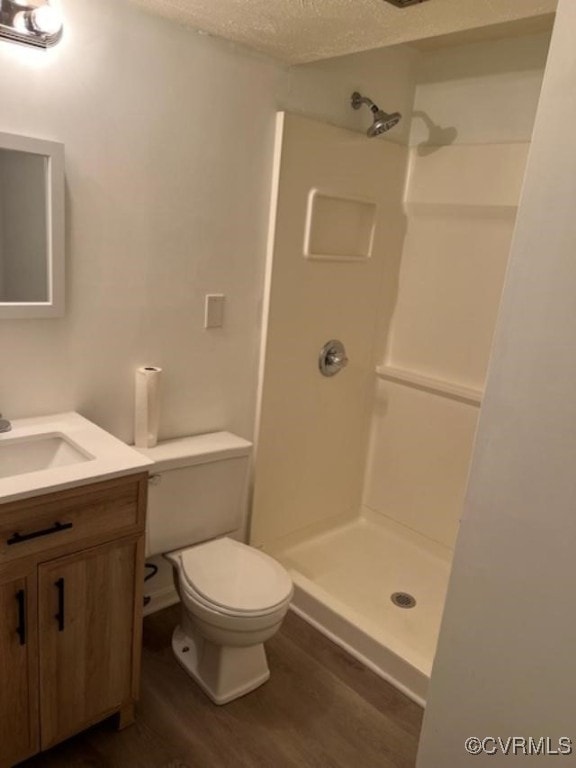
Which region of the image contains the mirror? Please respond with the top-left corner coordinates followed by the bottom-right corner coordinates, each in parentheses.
top-left (0, 131), bottom-right (64, 318)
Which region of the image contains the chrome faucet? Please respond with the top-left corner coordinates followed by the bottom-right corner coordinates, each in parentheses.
top-left (0, 414), bottom-right (12, 433)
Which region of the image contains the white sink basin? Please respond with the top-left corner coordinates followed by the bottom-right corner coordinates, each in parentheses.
top-left (0, 412), bottom-right (153, 503)
top-left (0, 433), bottom-right (93, 479)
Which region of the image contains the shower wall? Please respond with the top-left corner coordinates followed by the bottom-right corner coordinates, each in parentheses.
top-left (251, 112), bottom-right (408, 548)
top-left (363, 33), bottom-right (551, 549)
top-left (252, 30), bottom-right (551, 555)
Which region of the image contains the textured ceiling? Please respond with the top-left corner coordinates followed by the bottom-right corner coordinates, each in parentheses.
top-left (131, 0), bottom-right (558, 64)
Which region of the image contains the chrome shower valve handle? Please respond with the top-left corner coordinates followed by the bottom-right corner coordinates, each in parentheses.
top-left (326, 348), bottom-right (348, 368)
top-left (319, 340), bottom-right (349, 377)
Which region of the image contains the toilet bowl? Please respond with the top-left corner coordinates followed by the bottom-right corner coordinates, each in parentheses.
top-left (166, 536), bottom-right (293, 704)
top-left (136, 432), bottom-right (293, 705)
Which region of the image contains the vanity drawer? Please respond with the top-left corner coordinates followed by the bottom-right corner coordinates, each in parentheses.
top-left (0, 474), bottom-right (147, 565)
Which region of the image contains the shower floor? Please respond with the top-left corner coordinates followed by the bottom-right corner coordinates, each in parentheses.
top-left (271, 509), bottom-right (453, 706)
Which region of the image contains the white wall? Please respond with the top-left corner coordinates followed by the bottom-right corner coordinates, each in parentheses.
top-left (0, 0), bottom-right (282, 442)
top-left (410, 32), bottom-right (551, 147)
top-left (418, 2), bottom-right (576, 763)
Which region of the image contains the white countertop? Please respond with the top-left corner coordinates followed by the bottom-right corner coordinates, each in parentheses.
top-left (0, 412), bottom-right (153, 504)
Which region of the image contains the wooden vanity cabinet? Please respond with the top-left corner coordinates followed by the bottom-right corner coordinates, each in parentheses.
top-left (0, 473), bottom-right (147, 768)
top-left (0, 566), bottom-right (38, 768)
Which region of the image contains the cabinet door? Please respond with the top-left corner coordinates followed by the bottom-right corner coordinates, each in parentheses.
top-left (0, 569), bottom-right (38, 768)
top-left (38, 538), bottom-right (139, 750)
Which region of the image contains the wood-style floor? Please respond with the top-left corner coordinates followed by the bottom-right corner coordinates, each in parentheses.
top-left (21, 606), bottom-right (423, 768)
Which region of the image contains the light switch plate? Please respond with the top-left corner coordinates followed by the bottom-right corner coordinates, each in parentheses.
top-left (204, 294), bottom-right (225, 329)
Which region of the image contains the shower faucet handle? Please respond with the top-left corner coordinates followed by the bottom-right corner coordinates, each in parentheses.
top-left (319, 340), bottom-right (349, 377)
top-left (326, 348), bottom-right (348, 368)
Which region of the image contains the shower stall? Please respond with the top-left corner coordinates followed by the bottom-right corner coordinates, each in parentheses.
top-left (251, 31), bottom-right (550, 705)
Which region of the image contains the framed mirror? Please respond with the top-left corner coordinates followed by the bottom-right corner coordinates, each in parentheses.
top-left (0, 131), bottom-right (64, 319)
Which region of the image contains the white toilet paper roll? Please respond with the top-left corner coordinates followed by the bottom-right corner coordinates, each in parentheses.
top-left (134, 366), bottom-right (162, 448)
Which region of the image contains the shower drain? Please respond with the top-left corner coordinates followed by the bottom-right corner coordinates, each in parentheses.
top-left (391, 592), bottom-right (417, 609)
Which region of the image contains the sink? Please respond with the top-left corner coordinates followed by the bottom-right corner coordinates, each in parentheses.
top-left (0, 433), bottom-right (93, 479)
top-left (0, 412), bottom-right (153, 503)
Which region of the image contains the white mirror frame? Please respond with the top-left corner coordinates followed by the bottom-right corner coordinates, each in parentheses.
top-left (0, 131), bottom-right (64, 319)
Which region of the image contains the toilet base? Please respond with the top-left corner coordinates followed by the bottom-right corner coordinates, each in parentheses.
top-left (172, 625), bottom-right (271, 705)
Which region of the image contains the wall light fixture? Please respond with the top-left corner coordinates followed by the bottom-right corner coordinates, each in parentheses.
top-left (0, 0), bottom-right (63, 48)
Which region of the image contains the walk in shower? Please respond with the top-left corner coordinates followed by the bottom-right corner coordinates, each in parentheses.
top-left (251, 30), bottom-right (550, 705)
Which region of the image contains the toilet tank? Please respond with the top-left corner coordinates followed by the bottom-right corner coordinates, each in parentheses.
top-left (136, 432), bottom-right (252, 557)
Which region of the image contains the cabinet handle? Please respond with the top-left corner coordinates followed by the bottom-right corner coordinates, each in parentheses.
top-left (16, 589), bottom-right (26, 646)
top-left (55, 578), bottom-right (65, 632)
top-left (7, 521), bottom-right (73, 546)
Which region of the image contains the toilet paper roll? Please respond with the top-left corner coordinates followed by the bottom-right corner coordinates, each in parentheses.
top-left (134, 366), bottom-right (162, 448)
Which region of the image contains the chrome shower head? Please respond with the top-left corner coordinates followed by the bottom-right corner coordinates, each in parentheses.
top-left (368, 110), bottom-right (402, 137)
top-left (351, 91), bottom-right (402, 138)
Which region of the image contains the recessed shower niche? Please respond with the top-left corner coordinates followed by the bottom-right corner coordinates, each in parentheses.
top-left (304, 189), bottom-right (377, 261)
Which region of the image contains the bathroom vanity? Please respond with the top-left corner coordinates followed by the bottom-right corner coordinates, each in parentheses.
top-left (0, 413), bottom-right (152, 768)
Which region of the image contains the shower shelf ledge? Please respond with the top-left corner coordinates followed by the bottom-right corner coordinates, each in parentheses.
top-left (376, 364), bottom-right (483, 406)
top-left (404, 202), bottom-right (518, 220)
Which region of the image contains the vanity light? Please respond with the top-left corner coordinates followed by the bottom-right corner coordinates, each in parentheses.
top-left (0, 0), bottom-right (63, 48)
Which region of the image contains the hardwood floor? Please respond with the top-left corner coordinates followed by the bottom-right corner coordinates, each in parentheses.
top-left (20, 606), bottom-right (423, 768)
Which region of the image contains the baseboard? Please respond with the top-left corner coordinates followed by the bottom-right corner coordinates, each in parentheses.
top-left (143, 584), bottom-right (180, 617)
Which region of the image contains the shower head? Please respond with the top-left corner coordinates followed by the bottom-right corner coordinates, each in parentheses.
top-left (351, 91), bottom-right (402, 138)
top-left (368, 110), bottom-right (402, 137)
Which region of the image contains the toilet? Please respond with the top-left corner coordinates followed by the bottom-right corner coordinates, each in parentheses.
top-left (137, 431), bottom-right (293, 705)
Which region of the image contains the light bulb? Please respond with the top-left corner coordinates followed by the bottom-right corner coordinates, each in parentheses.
top-left (29, 4), bottom-right (62, 35)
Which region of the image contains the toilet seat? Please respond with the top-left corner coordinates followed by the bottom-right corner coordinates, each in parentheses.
top-left (177, 537), bottom-right (293, 618)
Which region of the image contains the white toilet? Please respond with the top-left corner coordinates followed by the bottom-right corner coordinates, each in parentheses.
top-left (138, 432), bottom-right (293, 705)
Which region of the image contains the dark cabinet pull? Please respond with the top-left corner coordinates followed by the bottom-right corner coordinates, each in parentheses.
top-left (55, 578), bottom-right (65, 632)
top-left (16, 590), bottom-right (26, 646)
top-left (7, 521), bottom-right (73, 546)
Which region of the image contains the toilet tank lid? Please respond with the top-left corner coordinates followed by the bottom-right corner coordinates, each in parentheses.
top-left (134, 431), bottom-right (252, 472)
